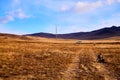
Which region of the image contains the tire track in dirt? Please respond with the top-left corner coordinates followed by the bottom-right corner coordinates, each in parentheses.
top-left (62, 49), bottom-right (83, 80)
top-left (62, 48), bottom-right (95, 80)
top-left (62, 48), bottom-right (117, 80)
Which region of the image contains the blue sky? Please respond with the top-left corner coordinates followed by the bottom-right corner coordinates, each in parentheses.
top-left (0, 0), bottom-right (120, 34)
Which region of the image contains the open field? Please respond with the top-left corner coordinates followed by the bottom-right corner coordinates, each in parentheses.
top-left (0, 37), bottom-right (120, 80)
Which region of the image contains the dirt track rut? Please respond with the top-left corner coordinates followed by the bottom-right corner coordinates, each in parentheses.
top-left (62, 48), bottom-right (117, 80)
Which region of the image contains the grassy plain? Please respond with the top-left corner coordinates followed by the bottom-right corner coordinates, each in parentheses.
top-left (0, 36), bottom-right (120, 80)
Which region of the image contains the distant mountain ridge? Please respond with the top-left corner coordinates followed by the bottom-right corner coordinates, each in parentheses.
top-left (0, 33), bottom-right (30, 40)
top-left (26, 26), bottom-right (120, 40)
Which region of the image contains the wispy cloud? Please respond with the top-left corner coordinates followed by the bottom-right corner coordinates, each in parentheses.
top-left (0, 9), bottom-right (30, 24)
top-left (10, 0), bottom-right (120, 14)
top-left (74, 1), bottom-right (103, 13)
top-left (60, 6), bottom-right (69, 12)
top-left (106, 0), bottom-right (120, 4)
top-left (16, 9), bottom-right (30, 19)
top-left (117, 0), bottom-right (120, 2)
top-left (0, 15), bottom-right (14, 24)
top-left (13, 0), bottom-right (21, 4)
top-left (106, 0), bottom-right (114, 5)
top-left (11, 0), bottom-right (21, 7)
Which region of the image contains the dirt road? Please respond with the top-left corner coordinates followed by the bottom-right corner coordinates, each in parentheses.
top-left (62, 48), bottom-right (118, 80)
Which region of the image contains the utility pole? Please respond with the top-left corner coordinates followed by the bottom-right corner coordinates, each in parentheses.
top-left (56, 25), bottom-right (58, 39)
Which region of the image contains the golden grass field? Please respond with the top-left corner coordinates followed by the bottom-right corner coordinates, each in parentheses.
top-left (0, 36), bottom-right (120, 80)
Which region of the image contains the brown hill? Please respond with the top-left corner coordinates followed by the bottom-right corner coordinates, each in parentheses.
top-left (0, 33), bottom-right (30, 40)
top-left (26, 26), bottom-right (120, 40)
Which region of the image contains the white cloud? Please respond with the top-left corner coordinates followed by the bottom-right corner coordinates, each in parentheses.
top-left (11, 0), bottom-right (115, 14)
top-left (16, 9), bottom-right (30, 19)
top-left (117, 0), bottom-right (120, 2)
top-left (61, 6), bottom-right (69, 12)
top-left (12, 0), bottom-right (21, 7)
top-left (106, 0), bottom-right (114, 5)
top-left (106, 0), bottom-right (120, 4)
top-left (17, 12), bottom-right (29, 19)
top-left (14, 0), bottom-right (20, 4)
top-left (0, 15), bottom-right (14, 24)
top-left (34, 0), bottom-right (75, 12)
top-left (74, 1), bottom-right (103, 13)
top-left (0, 9), bottom-right (30, 24)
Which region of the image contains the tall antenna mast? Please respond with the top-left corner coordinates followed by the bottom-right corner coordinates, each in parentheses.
top-left (56, 25), bottom-right (57, 39)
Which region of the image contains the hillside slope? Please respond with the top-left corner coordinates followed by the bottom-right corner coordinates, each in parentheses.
top-left (0, 33), bottom-right (30, 40)
top-left (26, 26), bottom-right (120, 40)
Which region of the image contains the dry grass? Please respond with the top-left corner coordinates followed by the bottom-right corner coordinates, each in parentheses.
top-left (0, 37), bottom-right (120, 80)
